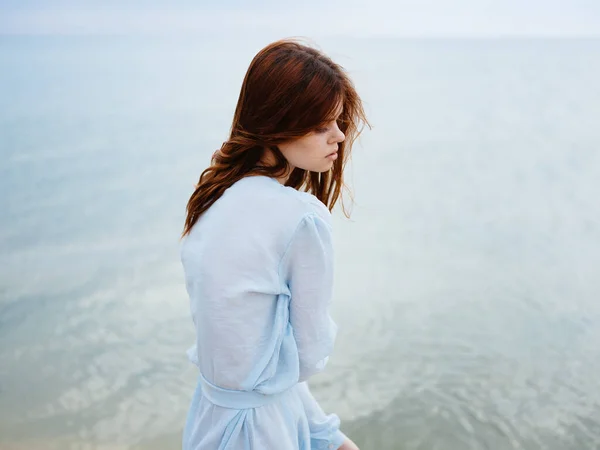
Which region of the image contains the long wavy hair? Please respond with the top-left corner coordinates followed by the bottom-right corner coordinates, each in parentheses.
top-left (182, 37), bottom-right (371, 237)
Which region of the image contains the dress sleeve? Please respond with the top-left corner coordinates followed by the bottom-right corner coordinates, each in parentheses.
top-left (296, 381), bottom-right (347, 450)
top-left (280, 212), bottom-right (339, 382)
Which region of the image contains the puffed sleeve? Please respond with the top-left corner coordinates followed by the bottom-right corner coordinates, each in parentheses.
top-left (296, 381), bottom-right (348, 450)
top-left (280, 212), bottom-right (339, 382)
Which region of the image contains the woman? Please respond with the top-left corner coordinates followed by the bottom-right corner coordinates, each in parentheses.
top-left (180, 37), bottom-right (370, 450)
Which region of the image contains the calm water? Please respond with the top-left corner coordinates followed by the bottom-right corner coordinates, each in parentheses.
top-left (1, 36), bottom-right (599, 449)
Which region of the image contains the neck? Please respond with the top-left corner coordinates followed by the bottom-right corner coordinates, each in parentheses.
top-left (258, 147), bottom-right (293, 185)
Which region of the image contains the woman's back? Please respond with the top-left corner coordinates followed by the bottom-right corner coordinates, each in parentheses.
top-left (181, 175), bottom-right (334, 391)
top-left (181, 175), bottom-right (347, 449)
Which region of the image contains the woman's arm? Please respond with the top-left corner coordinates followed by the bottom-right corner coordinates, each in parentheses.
top-left (296, 381), bottom-right (359, 449)
top-left (280, 212), bottom-right (339, 382)
top-left (296, 381), bottom-right (348, 450)
top-left (281, 211), bottom-right (358, 449)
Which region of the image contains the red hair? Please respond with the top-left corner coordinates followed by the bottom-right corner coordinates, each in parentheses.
top-left (182, 37), bottom-right (370, 237)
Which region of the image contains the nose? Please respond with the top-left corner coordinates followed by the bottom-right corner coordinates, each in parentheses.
top-left (334, 124), bottom-right (345, 143)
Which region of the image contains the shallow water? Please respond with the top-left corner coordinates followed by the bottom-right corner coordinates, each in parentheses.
top-left (1, 36), bottom-right (599, 449)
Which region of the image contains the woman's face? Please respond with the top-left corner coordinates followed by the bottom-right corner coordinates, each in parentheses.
top-left (278, 104), bottom-right (345, 173)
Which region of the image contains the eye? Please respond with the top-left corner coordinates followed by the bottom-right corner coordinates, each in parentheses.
top-left (315, 127), bottom-right (329, 133)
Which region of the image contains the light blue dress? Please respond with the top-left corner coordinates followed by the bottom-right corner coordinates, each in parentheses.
top-left (180, 175), bottom-right (347, 450)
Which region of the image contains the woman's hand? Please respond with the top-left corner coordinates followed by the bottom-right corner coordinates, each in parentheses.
top-left (337, 437), bottom-right (360, 450)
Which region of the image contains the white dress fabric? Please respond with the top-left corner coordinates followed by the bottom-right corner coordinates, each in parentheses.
top-left (180, 175), bottom-right (346, 450)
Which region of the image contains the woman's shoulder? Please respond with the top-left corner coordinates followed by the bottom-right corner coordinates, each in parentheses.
top-left (181, 175), bottom-right (332, 264)
top-left (234, 175), bottom-right (331, 224)
top-left (290, 190), bottom-right (332, 227)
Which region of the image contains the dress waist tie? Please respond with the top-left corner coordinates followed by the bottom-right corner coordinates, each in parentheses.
top-left (198, 372), bottom-right (291, 409)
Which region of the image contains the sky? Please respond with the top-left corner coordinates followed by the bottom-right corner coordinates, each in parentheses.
top-left (0, 0), bottom-right (599, 37)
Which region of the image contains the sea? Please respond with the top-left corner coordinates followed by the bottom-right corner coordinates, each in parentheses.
top-left (1, 35), bottom-right (599, 449)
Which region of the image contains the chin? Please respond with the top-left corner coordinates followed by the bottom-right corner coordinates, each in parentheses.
top-left (317, 164), bottom-right (334, 173)
top-left (298, 161), bottom-right (334, 173)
